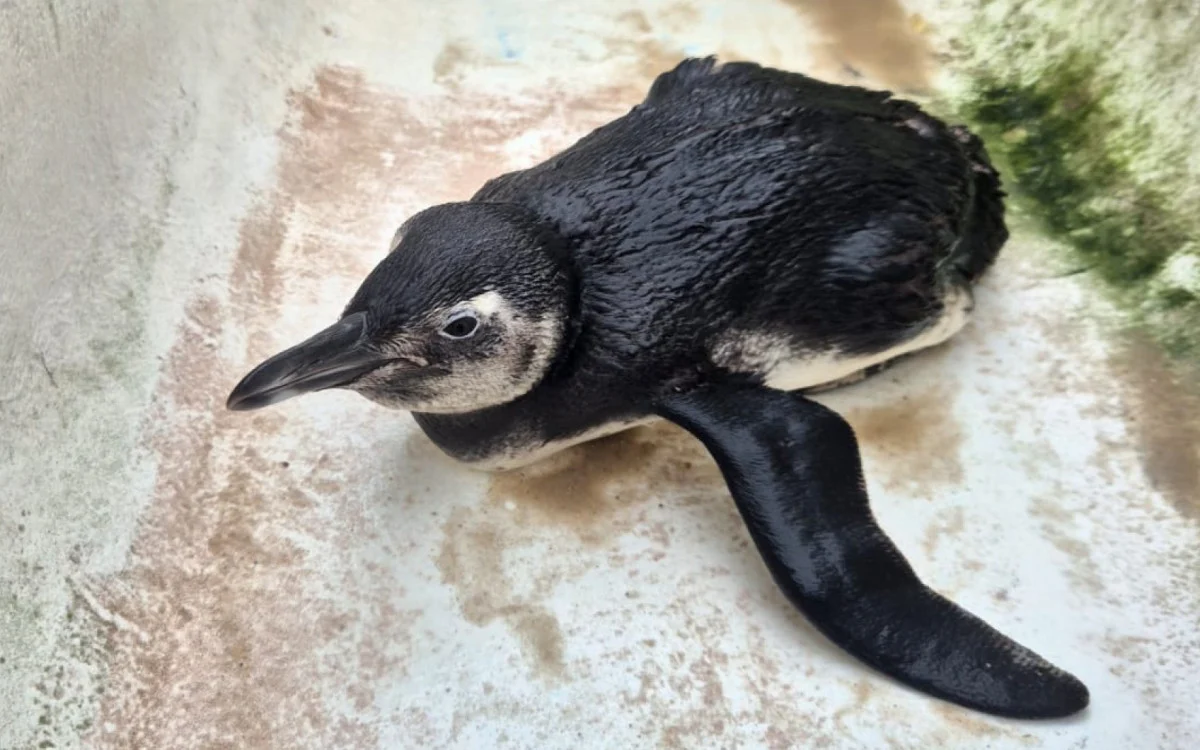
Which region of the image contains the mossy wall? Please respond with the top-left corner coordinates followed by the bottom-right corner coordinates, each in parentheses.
top-left (912, 0), bottom-right (1200, 370)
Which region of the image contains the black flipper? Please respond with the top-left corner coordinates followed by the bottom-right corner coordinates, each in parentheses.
top-left (654, 379), bottom-right (1089, 719)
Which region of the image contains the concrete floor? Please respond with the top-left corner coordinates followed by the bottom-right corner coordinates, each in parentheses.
top-left (2, 1), bottom-right (1198, 748)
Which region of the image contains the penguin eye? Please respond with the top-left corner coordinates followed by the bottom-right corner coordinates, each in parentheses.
top-left (440, 312), bottom-right (479, 340)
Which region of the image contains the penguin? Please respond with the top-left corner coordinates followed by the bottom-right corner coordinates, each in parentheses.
top-left (226, 58), bottom-right (1089, 719)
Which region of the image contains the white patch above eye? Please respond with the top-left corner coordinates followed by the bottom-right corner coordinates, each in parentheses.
top-left (467, 291), bottom-right (505, 317)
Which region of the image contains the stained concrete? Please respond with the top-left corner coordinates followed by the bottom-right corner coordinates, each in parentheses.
top-left (1, 1), bottom-right (1198, 749)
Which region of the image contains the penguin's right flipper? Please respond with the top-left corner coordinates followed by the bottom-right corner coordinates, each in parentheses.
top-left (653, 378), bottom-right (1089, 719)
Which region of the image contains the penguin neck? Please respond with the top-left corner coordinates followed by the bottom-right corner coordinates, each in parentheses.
top-left (548, 261), bottom-right (583, 381)
top-left (503, 203), bottom-right (582, 384)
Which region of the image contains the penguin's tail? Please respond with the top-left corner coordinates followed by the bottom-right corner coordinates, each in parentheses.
top-left (945, 125), bottom-right (1008, 285)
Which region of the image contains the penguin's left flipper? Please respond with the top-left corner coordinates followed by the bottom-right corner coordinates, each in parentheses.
top-left (653, 379), bottom-right (1089, 720)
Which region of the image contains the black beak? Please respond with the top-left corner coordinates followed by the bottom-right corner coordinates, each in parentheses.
top-left (226, 312), bottom-right (388, 411)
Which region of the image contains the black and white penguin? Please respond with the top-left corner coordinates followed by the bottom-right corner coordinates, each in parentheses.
top-left (227, 58), bottom-right (1088, 719)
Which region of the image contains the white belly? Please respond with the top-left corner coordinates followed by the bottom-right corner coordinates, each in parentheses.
top-left (715, 284), bottom-right (973, 391)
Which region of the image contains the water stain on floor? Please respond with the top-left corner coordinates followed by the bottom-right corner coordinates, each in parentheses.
top-left (434, 424), bottom-right (729, 681)
top-left (930, 703), bottom-right (1037, 746)
top-left (1016, 305), bottom-right (1199, 527)
top-left (486, 423), bottom-right (720, 543)
top-left (782, 0), bottom-right (934, 93)
top-left (487, 429), bottom-right (664, 532)
top-left (1109, 337), bottom-right (1200, 522)
top-left (845, 383), bottom-right (966, 495)
top-left (433, 41), bottom-right (482, 87)
top-left (435, 506), bottom-right (568, 680)
top-left (921, 506), bottom-right (967, 558)
top-left (1029, 490), bottom-right (1109, 597)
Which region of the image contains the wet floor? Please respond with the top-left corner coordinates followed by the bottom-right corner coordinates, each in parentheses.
top-left (2, 1), bottom-right (1198, 748)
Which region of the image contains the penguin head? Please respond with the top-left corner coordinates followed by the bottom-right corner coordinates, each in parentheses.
top-left (226, 202), bottom-right (573, 414)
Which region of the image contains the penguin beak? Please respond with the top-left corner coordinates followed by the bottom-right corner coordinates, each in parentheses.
top-left (226, 312), bottom-right (389, 411)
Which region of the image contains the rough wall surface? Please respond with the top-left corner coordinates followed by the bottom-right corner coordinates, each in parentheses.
top-left (2, 1), bottom-right (1198, 749)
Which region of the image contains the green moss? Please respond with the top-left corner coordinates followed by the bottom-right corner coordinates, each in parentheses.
top-left (1158, 287), bottom-right (1196, 310)
top-left (947, 52), bottom-right (1200, 366)
top-left (960, 54), bottom-right (1180, 283)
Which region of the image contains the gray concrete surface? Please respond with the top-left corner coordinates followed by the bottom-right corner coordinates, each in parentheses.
top-left (2, 1), bottom-right (1197, 748)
